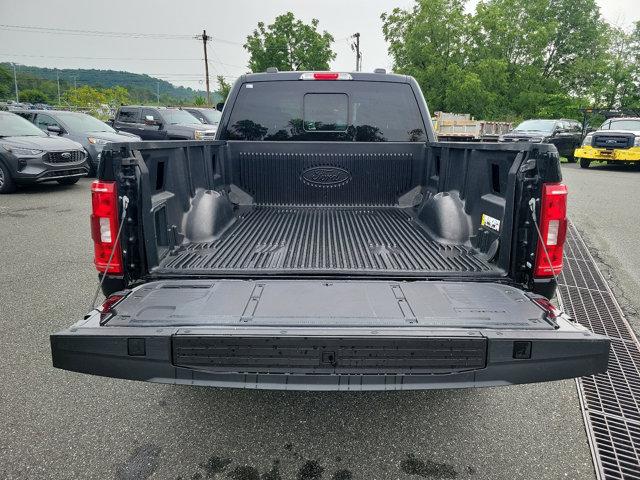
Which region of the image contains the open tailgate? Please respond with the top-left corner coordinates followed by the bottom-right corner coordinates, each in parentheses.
top-left (51, 280), bottom-right (609, 391)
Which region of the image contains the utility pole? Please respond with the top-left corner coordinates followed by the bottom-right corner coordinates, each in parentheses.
top-left (12, 63), bottom-right (19, 102)
top-left (56, 70), bottom-right (61, 105)
top-left (196, 29), bottom-right (211, 105)
top-left (351, 33), bottom-right (362, 72)
top-left (156, 81), bottom-right (160, 105)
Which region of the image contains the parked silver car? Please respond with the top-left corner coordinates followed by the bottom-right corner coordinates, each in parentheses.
top-left (0, 112), bottom-right (88, 193)
top-left (16, 110), bottom-right (141, 176)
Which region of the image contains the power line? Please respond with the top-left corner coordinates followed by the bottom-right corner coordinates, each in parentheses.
top-left (0, 24), bottom-right (245, 45)
top-left (0, 53), bottom-right (247, 69)
top-left (0, 24), bottom-right (193, 39)
top-left (0, 53), bottom-right (204, 61)
top-left (209, 45), bottom-right (230, 76)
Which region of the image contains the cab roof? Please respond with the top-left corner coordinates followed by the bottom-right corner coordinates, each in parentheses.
top-left (238, 71), bottom-right (410, 83)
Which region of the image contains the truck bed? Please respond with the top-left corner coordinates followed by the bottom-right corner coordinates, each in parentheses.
top-left (158, 205), bottom-right (498, 275)
top-left (52, 73), bottom-right (609, 391)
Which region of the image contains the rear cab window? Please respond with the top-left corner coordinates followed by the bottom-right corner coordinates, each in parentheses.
top-left (221, 80), bottom-right (427, 142)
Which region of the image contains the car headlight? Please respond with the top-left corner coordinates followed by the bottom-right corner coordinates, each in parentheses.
top-left (634, 136), bottom-right (640, 147)
top-left (582, 134), bottom-right (593, 146)
top-left (2, 145), bottom-right (44, 157)
top-left (88, 137), bottom-right (108, 145)
top-left (194, 130), bottom-right (206, 140)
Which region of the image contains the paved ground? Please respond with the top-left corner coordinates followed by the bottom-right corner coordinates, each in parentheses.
top-left (561, 162), bottom-right (640, 335)
top-left (3, 170), bottom-right (630, 480)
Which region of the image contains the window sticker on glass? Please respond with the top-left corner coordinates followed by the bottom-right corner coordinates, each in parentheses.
top-left (245, 84), bottom-right (254, 89)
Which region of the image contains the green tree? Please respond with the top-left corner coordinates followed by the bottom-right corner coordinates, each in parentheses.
top-left (382, 0), bottom-right (470, 113)
top-left (64, 85), bottom-right (107, 115)
top-left (19, 89), bottom-right (49, 103)
top-left (382, 0), bottom-right (607, 120)
top-left (588, 25), bottom-right (639, 108)
top-left (216, 75), bottom-right (231, 102)
top-left (104, 85), bottom-right (130, 107)
top-left (0, 65), bottom-right (13, 100)
top-left (471, 0), bottom-right (605, 94)
top-left (193, 96), bottom-right (207, 106)
top-left (244, 12), bottom-right (336, 72)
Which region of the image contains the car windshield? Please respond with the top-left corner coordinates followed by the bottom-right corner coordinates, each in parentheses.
top-left (603, 119), bottom-right (640, 131)
top-left (161, 109), bottom-right (200, 125)
top-left (55, 112), bottom-right (115, 134)
top-left (0, 113), bottom-right (47, 137)
top-left (513, 119), bottom-right (556, 132)
top-left (196, 109), bottom-right (222, 124)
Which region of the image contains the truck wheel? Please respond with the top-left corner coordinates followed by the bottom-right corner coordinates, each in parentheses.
top-left (57, 178), bottom-right (80, 186)
top-left (579, 158), bottom-right (591, 169)
top-left (0, 161), bottom-right (17, 194)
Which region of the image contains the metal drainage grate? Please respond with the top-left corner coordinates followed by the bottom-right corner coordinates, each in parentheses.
top-left (557, 222), bottom-right (640, 479)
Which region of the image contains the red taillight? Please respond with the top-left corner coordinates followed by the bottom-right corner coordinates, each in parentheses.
top-left (98, 294), bottom-right (126, 323)
top-left (534, 183), bottom-right (568, 278)
top-left (90, 180), bottom-right (123, 275)
top-left (531, 296), bottom-right (563, 319)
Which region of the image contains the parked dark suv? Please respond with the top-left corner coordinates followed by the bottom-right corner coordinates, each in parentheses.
top-left (111, 106), bottom-right (216, 141)
top-left (500, 119), bottom-right (583, 161)
top-left (0, 111), bottom-right (88, 193)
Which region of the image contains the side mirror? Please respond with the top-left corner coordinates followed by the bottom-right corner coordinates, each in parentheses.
top-left (47, 125), bottom-right (62, 134)
top-left (216, 102), bottom-right (225, 112)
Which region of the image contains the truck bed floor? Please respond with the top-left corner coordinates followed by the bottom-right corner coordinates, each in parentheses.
top-left (158, 207), bottom-right (500, 276)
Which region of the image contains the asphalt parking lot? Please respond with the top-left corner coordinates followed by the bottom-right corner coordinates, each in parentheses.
top-left (1, 162), bottom-right (638, 480)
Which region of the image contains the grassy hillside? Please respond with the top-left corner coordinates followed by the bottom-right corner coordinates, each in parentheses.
top-left (0, 63), bottom-right (222, 105)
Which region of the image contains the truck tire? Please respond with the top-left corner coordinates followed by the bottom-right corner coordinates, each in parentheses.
top-left (0, 161), bottom-right (17, 194)
top-left (57, 178), bottom-right (80, 186)
top-left (579, 158), bottom-right (591, 169)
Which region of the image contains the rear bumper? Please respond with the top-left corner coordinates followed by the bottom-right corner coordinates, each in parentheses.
top-left (51, 321), bottom-right (610, 391)
top-left (575, 146), bottom-right (640, 162)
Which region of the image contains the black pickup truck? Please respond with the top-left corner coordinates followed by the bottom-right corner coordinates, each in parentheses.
top-left (51, 71), bottom-right (609, 390)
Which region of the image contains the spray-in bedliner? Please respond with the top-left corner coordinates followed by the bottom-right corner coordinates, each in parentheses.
top-left (157, 206), bottom-right (500, 275)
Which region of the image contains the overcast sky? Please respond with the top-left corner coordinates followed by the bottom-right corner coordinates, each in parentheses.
top-left (0, 0), bottom-right (638, 90)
